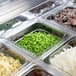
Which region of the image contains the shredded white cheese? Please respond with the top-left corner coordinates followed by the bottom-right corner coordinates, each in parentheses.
top-left (50, 47), bottom-right (76, 76)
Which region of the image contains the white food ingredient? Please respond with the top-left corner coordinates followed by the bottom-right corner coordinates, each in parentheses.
top-left (50, 46), bottom-right (76, 76)
top-left (0, 53), bottom-right (21, 76)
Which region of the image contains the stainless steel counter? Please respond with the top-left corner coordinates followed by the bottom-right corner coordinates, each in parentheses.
top-left (0, 0), bottom-right (46, 24)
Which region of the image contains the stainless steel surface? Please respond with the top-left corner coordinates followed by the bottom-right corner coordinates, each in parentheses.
top-left (0, 0), bottom-right (9, 4)
top-left (0, 0), bottom-right (46, 23)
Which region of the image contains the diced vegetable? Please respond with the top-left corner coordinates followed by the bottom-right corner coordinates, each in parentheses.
top-left (17, 31), bottom-right (61, 56)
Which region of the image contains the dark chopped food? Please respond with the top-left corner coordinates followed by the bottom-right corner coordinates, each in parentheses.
top-left (47, 7), bottom-right (76, 27)
top-left (30, 1), bottom-right (54, 13)
top-left (26, 69), bottom-right (52, 76)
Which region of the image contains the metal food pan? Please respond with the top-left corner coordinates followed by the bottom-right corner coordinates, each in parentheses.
top-left (7, 18), bottom-right (69, 58)
top-left (22, 62), bottom-right (69, 76)
top-left (23, 0), bottom-right (62, 19)
top-left (0, 18), bottom-right (20, 31)
top-left (43, 37), bottom-right (76, 76)
top-left (29, 0), bottom-right (55, 14)
top-left (0, 38), bottom-right (31, 76)
top-left (22, 65), bottom-right (53, 76)
top-left (0, 15), bottom-right (27, 31)
top-left (41, 2), bottom-right (76, 35)
top-left (0, 15), bottom-right (28, 37)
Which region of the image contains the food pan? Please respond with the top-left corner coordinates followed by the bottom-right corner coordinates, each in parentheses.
top-left (23, 0), bottom-right (62, 19)
top-left (0, 15), bottom-right (27, 37)
top-left (43, 37), bottom-right (76, 76)
top-left (22, 61), bottom-right (69, 76)
top-left (0, 38), bottom-right (31, 76)
top-left (0, 15), bottom-right (27, 31)
top-left (42, 2), bottom-right (76, 35)
top-left (29, 0), bottom-right (56, 14)
top-left (22, 65), bottom-right (53, 76)
top-left (7, 18), bottom-right (69, 58)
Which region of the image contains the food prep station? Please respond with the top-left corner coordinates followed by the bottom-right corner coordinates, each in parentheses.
top-left (0, 0), bottom-right (76, 76)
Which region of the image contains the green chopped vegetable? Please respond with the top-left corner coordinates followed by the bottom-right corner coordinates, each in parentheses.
top-left (17, 31), bottom-right (61, 56)
top-left (0, 19), bottom-right (18, 31)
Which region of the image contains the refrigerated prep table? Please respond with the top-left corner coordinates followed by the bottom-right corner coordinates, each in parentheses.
top-left (0, 0), bottom-right (76, 76)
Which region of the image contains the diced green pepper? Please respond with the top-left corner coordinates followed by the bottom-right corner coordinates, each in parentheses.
top-left (17, 31), bottom-right (61, 56)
